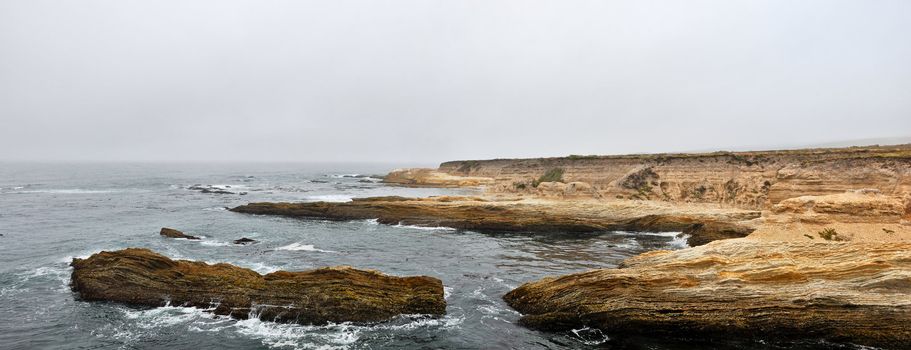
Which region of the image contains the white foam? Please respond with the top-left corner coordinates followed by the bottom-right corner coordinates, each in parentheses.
top-left (275, 242), bottom-right (335, 253)
top-left (668, 234), bottom-right (691, 249)
top-left (16, 189), bottom-right (118, 194)
top-left (199, 240), bottom-right (233, 247)
top-left (243, 262), bottom-right (282, 274)
top-left (328, 174), bottom-right (361, 178)
top-left (111, 305), bottom-right (459, 350)
top-left (615, 231), bottom-right (683, 237)
top-left (304, 194), bottom-right (354, 202)
top-left (571, 326), bottom-right (610, 345)
top-left (392, 224), bottom-right (457, 232)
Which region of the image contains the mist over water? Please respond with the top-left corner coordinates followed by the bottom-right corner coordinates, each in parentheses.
top-left (0, 163), bottom-right (871, 349)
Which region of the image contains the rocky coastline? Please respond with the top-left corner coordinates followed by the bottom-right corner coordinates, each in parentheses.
top-left (228, 144), bottom-right (911, 347)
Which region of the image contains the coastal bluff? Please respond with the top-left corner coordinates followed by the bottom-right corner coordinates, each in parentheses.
top-left (387, 144), bottom-right (911, 211)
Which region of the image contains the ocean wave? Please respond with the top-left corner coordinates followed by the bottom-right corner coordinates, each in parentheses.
top-left (275, 242), bottom-right (335, 253)
top-left (392, 224), bottom-right (457, 232)
top-left (570, 326), bottom-right (610, 345)
top-left (11, 189), bottom-right (119, 194)
top-left (614, 231), bottom-right (683, 237)
top-left (111, 305), bottom-right (461, 350)
top-left (304, 194), bottom-right (354, 202)
top-left (668, 234), bottom-right (691, 249)
top-left (199, 240), bottom-right (233, 247)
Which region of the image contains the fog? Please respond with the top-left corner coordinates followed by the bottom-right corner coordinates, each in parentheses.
top-left (1, 0), bottom-right (909, 163)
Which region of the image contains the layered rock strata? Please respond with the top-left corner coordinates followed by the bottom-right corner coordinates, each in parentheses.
top-left (70, 248), bottom-right (446, 324)
top-left (230, 196), bottom-right (760, 246)
top-left (503, 239), bottom-right (911, 348)
top-left (402, 145), bottom-right (911, 210)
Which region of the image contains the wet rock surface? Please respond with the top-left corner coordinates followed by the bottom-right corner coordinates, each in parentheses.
top-left (159, 227), bottom-right (199, 240)
top-left (232, 237), bottom-right (257, 245)
top-left (70, 248), bottom-right (446, 325)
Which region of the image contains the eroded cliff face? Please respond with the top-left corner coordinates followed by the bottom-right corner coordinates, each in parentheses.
top-left (503, 239), bottom-right (911, 348)
top-left (431, 145), bottom-right (911, 210)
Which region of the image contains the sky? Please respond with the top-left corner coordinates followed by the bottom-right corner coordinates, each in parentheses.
top-left (1, 0), bottom-right (909, 163)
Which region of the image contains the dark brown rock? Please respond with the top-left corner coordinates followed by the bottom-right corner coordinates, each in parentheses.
top-left (70, 248), bottom-right (446, 324)
top-left (159, 227), bottom-right (200, 240)
top-left (233, 237), bottom-right (257, 245)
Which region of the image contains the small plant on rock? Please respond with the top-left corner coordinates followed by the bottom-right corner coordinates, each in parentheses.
top-left (532, 168), bottom-right (564, 187)
top-left (817, 228), bottom-right (849, 241)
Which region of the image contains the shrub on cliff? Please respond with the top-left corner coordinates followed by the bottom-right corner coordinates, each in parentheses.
top-left (533, 168), bottom-right (564, 187)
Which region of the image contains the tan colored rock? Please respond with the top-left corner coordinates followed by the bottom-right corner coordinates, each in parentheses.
top-left (382, 168), bottom-right (494, 187)
top-left (772, 190), bottom-right (905, 223)
top-left (232, 196), bottom-right (759, 246)
top-left (71, 248), bottom-right (446, 325)
top-left (427, 144), bottom-right (911, 209)
top-left (504, 239), bottom-right (911, 348)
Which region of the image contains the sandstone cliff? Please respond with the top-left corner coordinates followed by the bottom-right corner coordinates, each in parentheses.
top-left (413, 145), bottom-right (911, 210)
top-left (503, 239), bottom-right (911, 348)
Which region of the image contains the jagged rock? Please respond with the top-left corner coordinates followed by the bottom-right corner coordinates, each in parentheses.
top-left (503, 239), bottom-right (911, 348)
top-left (187, 184), bottom-right (235, 195)
top-left (233, 237), bottom-right (257, 245)
top-left (230, 196), bottom-right (759, 246)
top-left (70, 248), bottom-right (445, 324)
top-left (159, 227), bottom-right (199, 240)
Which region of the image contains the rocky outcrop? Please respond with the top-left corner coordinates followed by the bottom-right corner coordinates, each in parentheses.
top-left (772, 189), bottom-right (906, 223)
top-left (159, 227), bottom-right (199, 240)
top-left (503, 239), bottom-right (911, 348)
top-left (231, 196), bottom-right (759, 246)
top-left (383, 168), bottom-right (494, 187)
top-left (70, 248), bottom-right (446, 324)
top-left (423, 145), bottom-right (911, 209)
top-left (232, 237), bottom-right (257, 245)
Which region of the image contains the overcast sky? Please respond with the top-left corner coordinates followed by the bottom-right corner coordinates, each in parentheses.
top-left (1, 1), bottom-right (909, 163)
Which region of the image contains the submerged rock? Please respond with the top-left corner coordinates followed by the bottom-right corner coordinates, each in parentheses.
top-left (159, 227), bottom-right (200, 240)
top-left (70, 248), bottom-right (446, 324)
top-left (503, 239), bottom-right (911, 348)
top-left (187, 184), bottom-right (235, 195)
top-left (232, 237), bottom-right (257, 245)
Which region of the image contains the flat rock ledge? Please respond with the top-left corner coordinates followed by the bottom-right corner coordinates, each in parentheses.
top-left (230, 196), bottom-right (758, 246)
top-left (503, 239), bottom-right (911, 348)
top-left (70, 248), bottom-right (446, 324)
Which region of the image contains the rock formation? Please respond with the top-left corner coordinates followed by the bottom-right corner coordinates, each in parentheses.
top-left (383, 168), bottom-right (494, 187)
top-left (503, 239), bottom-right (911, 348)
top-left (231, 196), bottom-right (760, 246)
top-left (159, 227), bottom-right (199, 240)
top-left (70, 248), bottom-right (446, 324)
top-left (421, 144), bottom-right (911, 210)
top-left (232, 237), bottom-right (257, 245)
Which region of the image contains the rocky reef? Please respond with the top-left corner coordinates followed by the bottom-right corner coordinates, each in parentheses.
top-left (70, 248), bottom-right (446, 324)
top-left (230, 196), bottom-right (760, 246)
top-left (503, 239), bottom-right (911, 348)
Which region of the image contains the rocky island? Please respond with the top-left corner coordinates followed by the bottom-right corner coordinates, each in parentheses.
top-left (70, 248), bottom-right (446, 324)
top-left (232, 144), bottom-right (911, 347)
